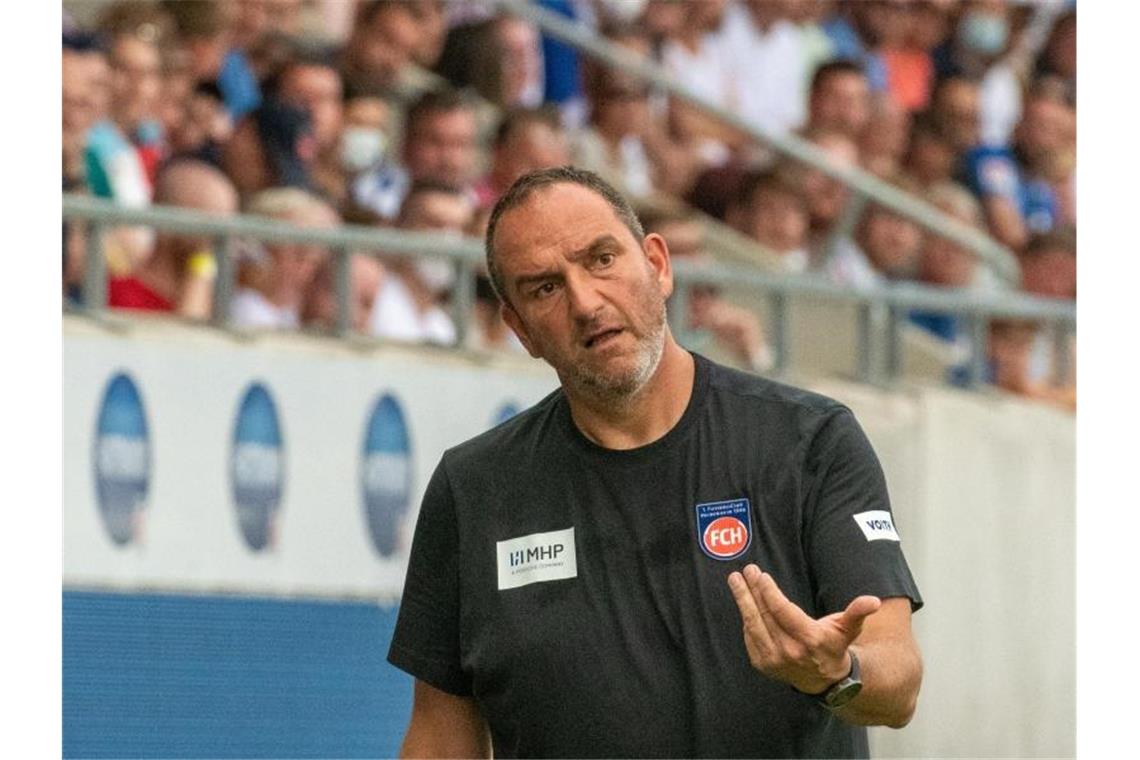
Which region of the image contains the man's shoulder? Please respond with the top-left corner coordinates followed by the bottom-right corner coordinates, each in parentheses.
top-left (700, 355), bottom-right (851, 424)
top-left (440, 389), bottom-right (564, 473)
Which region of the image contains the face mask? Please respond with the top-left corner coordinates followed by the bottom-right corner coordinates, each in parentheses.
top-left (596, 0), bottom-right (648, 24)
top-left (959, 12), bottom-right (1008, 56)
top-left (340, 126), bottom-right (387, 173)
top-left (414, 257), bottom-right (456, 294)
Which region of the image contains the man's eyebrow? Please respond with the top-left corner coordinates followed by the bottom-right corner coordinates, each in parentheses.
top-left (511, 234), bottom-right (623, 289)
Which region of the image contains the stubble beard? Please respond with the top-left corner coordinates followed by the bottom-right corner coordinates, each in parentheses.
top-left (561, 289), bottom-right (668, 410)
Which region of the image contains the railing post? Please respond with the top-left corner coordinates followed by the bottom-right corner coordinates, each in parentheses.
top-left (668, 279), bottom-right (690, 347)
top-left (966, 312), bottom-right (989, 389)
top-left (451, 255), bottom-right (475, 348)
top-left (211, 234), bottom-right (236, 328)
top-left (334, 246), bottom-right (352, 336)
top-left (856, 301), bottom-right (874, 384)
top-left (824, 191), bottom-right (867, 267)
top-left (886, 305), bottom-right (902, 381)
top-left (771, 292), bottom-right (789, 375)
top-left (82, 222), bottom-right (107, 314)
top-left (1053, 320), bottom-right (1073, 388)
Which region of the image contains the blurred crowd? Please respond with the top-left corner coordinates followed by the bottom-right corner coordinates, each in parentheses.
top-left (61, 0), bottom-right (1076, 405)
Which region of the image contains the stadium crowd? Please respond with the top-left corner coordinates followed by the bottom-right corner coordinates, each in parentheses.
top-left (62, 0), bottom-right (1076, 405)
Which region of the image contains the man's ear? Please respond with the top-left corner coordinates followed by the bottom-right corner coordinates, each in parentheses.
top-left (500, 302), bottom-right (541, 358)
top-left (644, 232), bottom-right (674, 300)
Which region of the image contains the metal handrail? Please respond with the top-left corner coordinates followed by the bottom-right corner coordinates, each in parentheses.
top-left (64, 195), bottom-right (1073, 389)
top-left (494, 0), bottom-right (1023, 285)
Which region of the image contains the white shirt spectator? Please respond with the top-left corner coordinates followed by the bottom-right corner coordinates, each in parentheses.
top-left (979, 61), bottom-right (1022, 147)
top-left (721, 3), bottom-right (807, 137)
top-left (352, 160), bottom-right (410, 221)
top-left (369, 272), bottom-right (457, 345)
top-left (230, 288), bottom-right (301, 330)
top-left (822, 236), bottom-right (884, 291)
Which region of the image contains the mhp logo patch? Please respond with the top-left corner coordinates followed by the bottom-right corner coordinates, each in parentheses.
top-left (695, 498), bottom-right (753, 560)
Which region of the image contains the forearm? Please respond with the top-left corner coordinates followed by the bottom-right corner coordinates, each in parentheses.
top-left (834, 636), bottom-right (923, 728)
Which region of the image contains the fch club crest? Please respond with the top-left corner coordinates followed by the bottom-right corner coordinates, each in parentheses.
top-left (695, 498), bottom-right (753, 561)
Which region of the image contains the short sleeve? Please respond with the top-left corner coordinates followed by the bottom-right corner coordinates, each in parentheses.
top-left (386, 457), bottom-right (473, 696)
top-left (801, 410), bottom-right (923, 615)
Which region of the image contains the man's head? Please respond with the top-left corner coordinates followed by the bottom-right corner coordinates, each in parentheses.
top-left (905, 110), bottom-right (957, 186)
top-left (726, 170), bottom-right (809, 258)
top-left (1020, 228), bottom-right (1076, 300)
top-left (403, 89), bottom-right (480, 188)
top-left (62, 33), bottom-right (111, 156)
top-left (265, 51), bottom-right (344, 153)
top-left (304, 254), bottom-right (383, 333)
top-left (931, 75), bottom-right (981, 152)
top-left (344, 0), bottom-right (420, 90)
top-left (485, 166), bottom-right (672, 402)
top-left (162, 0), bottom-right (235, 81)
top-left (98, 2), bottom-right (171, 133)
top-left (398, 181), bottom-right (474, 233)
top-left (918, 182), bottom-right (983, 288)
top-left (808, 60), bottom-right (871, 140)
top-left (856, 203), bottom-right (924, 279)
top-left (153, 159), bottom-right (240, 256)
top-left (1014, 87), bottom-right (1075, 175)
top-left (490, 108), bottom-right (569, 194)
top-left (781, 129), bottom-right (859, 233)
top-left (246, 187), bottom-right (339, 295)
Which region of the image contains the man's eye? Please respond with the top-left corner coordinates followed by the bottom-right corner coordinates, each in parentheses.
top-left (532, 282), bottom-right (558, 299)
top-left (596, 252), bottom-right (616, 267)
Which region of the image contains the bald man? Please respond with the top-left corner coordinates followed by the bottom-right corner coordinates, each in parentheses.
top-left (108, 160), bottom-right (239, 319)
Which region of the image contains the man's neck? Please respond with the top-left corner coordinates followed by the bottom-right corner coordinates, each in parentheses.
top-left (565, 338), bottom-right (695, 451)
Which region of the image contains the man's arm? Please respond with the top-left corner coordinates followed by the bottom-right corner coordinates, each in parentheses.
top-left (728, 564), bottom-right (923, 728)
top-left (399, 679), bottom-right (491, 759)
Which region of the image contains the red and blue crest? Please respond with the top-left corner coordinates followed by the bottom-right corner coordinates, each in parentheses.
top-left (695, 498), bottom-right (752, 561)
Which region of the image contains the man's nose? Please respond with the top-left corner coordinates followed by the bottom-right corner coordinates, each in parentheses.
top-left (565, 274), bottom-right (605, 322)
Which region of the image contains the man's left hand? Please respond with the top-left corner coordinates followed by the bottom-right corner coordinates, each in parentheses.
top-left (727, 563), bottom-right (881, 695)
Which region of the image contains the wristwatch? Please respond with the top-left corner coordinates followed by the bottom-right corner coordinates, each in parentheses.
top-left (813, 649), bottom-right (863, 710)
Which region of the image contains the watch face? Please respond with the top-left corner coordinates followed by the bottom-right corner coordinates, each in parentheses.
top-left (825, 680), bottom-right (863, 709)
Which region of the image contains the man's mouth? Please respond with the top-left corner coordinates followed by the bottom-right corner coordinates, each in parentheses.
top-left (584, 328), bottom-right (624, 348)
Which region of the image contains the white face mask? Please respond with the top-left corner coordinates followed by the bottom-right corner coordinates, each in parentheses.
top-left (340, 126), bottom-right (387, 173)
top-left (596, 0), bottom-right (648, 24)
top-left (414, 258), bottom-right (456, 294)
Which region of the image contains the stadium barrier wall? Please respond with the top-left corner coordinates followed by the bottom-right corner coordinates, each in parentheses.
top-left (63, 315), bottom-right (1074, 758)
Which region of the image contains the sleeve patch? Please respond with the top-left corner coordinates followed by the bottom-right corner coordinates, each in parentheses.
top-left (852, 510), bottom-right (901, 542)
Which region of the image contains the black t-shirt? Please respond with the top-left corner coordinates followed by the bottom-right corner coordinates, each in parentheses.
top-left (388, 354), bottom-right (923, 758)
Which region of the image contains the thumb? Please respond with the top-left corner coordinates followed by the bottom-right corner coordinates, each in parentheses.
top-left (837, 595), bottom-right (881, 639)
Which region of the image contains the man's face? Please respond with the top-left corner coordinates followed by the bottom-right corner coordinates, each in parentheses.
top-left (405, 108), bottom-right (479, 187)
top-left (495, 183), bottom-right (672, 401)
top-left (400, 191), bottom-right (473, 233)
top-left (811, 72), bottom-right (870, 138)
top-left (935, 80), bottom-right (980, 151)
top-left (280, 64), bottom-right (343, 151)
top-left (860, 208), bottom-right (923, 276)
top-left (62, 49), bottom-right (110, 146)
top-left (495, 123), bottom-right (569, 191)
top-left (350, 5), bottom-right (419, 87)
top-left (742, 189), bottom-right (808, 254)
top-left (109, 36), bottom-right (162, 130)
top-left (267, 205), bottom-right (337, 294)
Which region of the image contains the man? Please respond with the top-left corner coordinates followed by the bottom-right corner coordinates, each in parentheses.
top-left (725, 168), bottom-right (811, 273)
top-left (339, 0), bottom-right (421, 95)
top-left (806, 60), bottom-right (872, 141)
top-left (107, 160), bottom-right (239, 319)
top-left (352, 88), bottom-right (480, 220)
top-left (389, 167), bottom-right (923, 757)
top-left (367, 182), bottom-right (471, 345)
top-left (474, 107), bottom-right (569, 211)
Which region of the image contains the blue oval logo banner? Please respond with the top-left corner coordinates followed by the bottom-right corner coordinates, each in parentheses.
top-left (230, 382), bottom-right (284, 552)
top-left (93, 372), bottom-right (151, 546)
top-left (491, 401), bottom-right (520, 427)
top-left (361, 394), bottom-right (412, 557)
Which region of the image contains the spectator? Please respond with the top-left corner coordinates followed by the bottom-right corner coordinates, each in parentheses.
top-left (303, 253), bottom-right (384, 334)
top-left (1035, 9), bottom-right (1075, 101)
top-left (475, 107), bottom-right (569, 211)
top-left (166, 81), bottom-right (233, 166)
top-left (721, 0), bottom-right (808, 137)
top-left (1013, 84), bottom-right (1075, 225)
top-left (62, 33), bottom-right (111, 191)
top-left (408, 0), bottom-right (448, 69)
top-left (825, 197), bottom-right (924, 290)
top-left (1020, 227), bottom-right (1075, 301)
top-left (352, 88), bottom-right (480, 221)
top-left (163, 0), bottom-right (261, 121)
top-left (644, 208), bottom-right (773, 373)
top-left (860, 94), bottom-right (911, 177)
top-left (930, 74), bottom-right (981, 155)
top-left (339, 0), bottom-right (420, 95)
top-left (931, 0), bottom-right (1023, 147)
top-left (725, 169), bottom-right (811, 273)
top-left (902, 110), bottom-right (957, 189)
top-left (108, 160), bottom-right (239, 319)
top-left (231, 188), bottom-right (338, 330)
top-left (368, 182), bottom-right (472, 345)
top-left (959, 83), bottom-right (1068, 251)
top-left (339, 89), bottom-right (393, 180)
top-left (97, 1), bottom-right (173, 186)
top-left (806, 59), bottom-right (871, 141)
top-left (779, 128), bottom-right (860, 253)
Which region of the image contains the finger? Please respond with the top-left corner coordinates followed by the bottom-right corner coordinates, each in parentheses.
top-left (746, 565), bottom-right (816, 641)
top-left (836, 595), bottom-right (882, 641)
top-left (727, 571), bottom-right (777, 652)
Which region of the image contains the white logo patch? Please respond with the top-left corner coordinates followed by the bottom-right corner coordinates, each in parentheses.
top-left (496, 527), bottom-right (577, 590)
top-left (853, 510), bottom-right (901, 542)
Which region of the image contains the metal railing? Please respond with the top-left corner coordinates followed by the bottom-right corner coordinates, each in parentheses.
top-left (63, 194), bottom-right (1075, 390)
top-left (494, 0), bottom-right (1023, 285)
